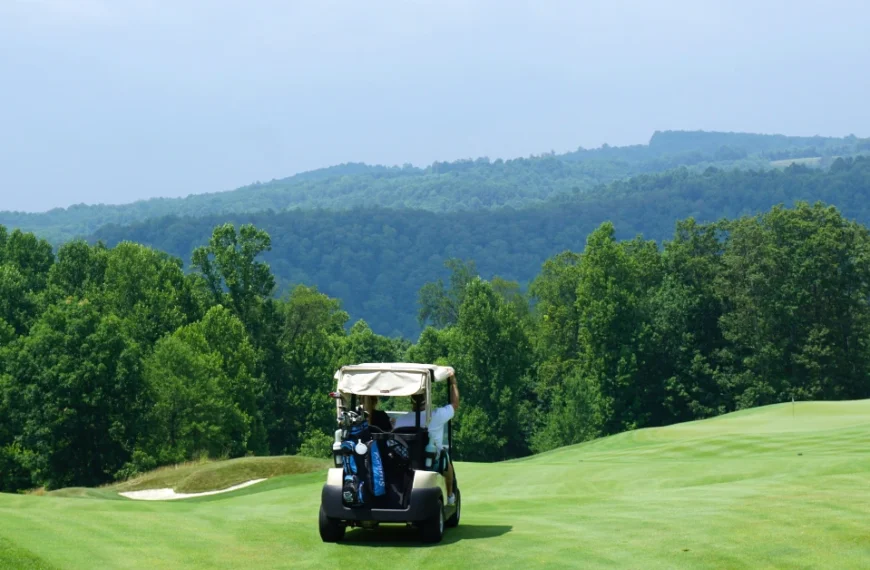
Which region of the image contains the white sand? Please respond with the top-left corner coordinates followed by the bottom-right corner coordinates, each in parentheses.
top-left (118, 478), bottom-right (267, 501)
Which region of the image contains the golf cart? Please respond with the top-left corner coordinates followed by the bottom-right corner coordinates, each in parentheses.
top-left (319, 362), bottom-right (460, 544)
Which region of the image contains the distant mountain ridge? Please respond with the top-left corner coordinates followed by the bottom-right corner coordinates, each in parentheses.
top-left (3, 130), bottom-right (867, 243)
top-left (88, 156), bottom-right (870, 338)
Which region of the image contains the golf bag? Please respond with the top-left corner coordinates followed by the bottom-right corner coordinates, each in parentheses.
top-left (340, 420), bottom-right (386, 507)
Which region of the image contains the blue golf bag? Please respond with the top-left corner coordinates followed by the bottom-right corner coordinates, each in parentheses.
top-left (340, 421), bottom-right (386, 507)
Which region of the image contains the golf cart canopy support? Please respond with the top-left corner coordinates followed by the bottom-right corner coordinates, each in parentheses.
top-left (334, 363), bottom-right (453, 397)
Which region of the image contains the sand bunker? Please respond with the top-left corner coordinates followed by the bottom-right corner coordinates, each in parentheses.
top-left (119, 479), bottom-right (267, 501)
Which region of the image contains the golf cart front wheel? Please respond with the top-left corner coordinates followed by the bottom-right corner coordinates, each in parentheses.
top-left (420, 499), bottom-right (445, 544)
top-left (319, 504), bottom-right (346, 542)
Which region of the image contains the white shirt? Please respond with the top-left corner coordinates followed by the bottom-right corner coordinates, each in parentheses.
top-left (393, 404), bottom-right (454, 449)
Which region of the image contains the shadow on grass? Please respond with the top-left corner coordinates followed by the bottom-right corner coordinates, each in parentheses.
top-left (340, 524), bottom-right (512, 547)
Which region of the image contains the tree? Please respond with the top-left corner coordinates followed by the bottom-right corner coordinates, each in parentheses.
top-left (191, 223), bottom-right (275, 335)
top-left (3, 229), bottom-right (54, 293)
top-left (270, 286), bottom-right (348, 454)
top-left (193, 306), bottom-right (266, 454)
top-left (418, 259), bottom-right (478, 328)
top-left (0, 263), bottom-right (35, 337)
top-left (528, 251), bottom-right (598, 451)
top-left (337, 320), bottom-right (399, 366)
top-left (530, 253), bottom-right (583, 389)
top-left (139, 306), bottom-right (265, 465)
top-left (407, 326), bottom-right (452, 364)
top-left (529, 368), bottom-right (602, 453)
top-left (141, 334), bottom-right (238, 464)
top-left (101, 242), bottom-right (200, 346)
top-left (652, 218), bottom-right (727, 421)
top-left (0, 225), bottom-right (6, 263)
top-left (574, 223), bottom-right (663, 434)
top-left (491, 276), bottom-right (532, 326)
top-left (716, 203), bottom-right (870, 406)
top-left (451, 279), bottom-right (532, 460)
top-left (1, 302), bottom-right (146, 489)
top-left (46, 240), bottom-right (108, 300)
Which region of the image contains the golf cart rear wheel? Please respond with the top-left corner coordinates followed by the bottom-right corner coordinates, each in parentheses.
top-left (319, 504), bottom-right (346, 542)
top-left (420, 499), bottom-right (445, 544)
top-left (445, 487), bottom-right (460, 528)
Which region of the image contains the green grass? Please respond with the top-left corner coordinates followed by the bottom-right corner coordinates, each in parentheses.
top-left (2, 400), bottom-right (870, 569)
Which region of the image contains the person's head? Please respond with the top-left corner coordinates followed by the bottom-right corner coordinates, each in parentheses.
top-left (410, 393), bottom-right (426, 411)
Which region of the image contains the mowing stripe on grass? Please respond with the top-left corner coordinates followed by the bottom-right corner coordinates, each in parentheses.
top-left (0, 536), bottom-right (56, 570)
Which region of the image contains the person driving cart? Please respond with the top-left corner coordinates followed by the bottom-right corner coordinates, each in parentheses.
top-left (393, 368), bottom-right (459, 506)
top-left (362, 396), bottom-right (393, 433)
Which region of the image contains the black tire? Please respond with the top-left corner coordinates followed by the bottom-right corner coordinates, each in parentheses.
top-left (319, 504), bottom-right (345, 543)
top-left (445, 486), bottom-right (461, 528)
top-left (420, 499), bottom-right (445, 544)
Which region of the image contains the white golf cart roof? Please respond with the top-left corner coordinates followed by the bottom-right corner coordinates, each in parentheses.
top-left (334, 362), bottom-right (453, 397)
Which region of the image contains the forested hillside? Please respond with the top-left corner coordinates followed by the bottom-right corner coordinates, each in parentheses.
top-left (3, 201), bottom-right (870, 493)
top-left (3, 130), bottom-right (867, 243)
top-left (92, 157), bottom-right (870, 337)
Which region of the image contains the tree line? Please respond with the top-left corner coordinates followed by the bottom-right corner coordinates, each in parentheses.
top-left (0, 224), bottom-right (403, 491)
top-left (2, 199), bottom-right (870, 492)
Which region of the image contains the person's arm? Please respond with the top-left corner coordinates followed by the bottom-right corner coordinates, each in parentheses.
top-left (448, 372), bottom-right (459, 411)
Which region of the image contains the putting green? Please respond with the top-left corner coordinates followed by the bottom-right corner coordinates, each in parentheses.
top-left (1, 401), bottom-right (868, 569)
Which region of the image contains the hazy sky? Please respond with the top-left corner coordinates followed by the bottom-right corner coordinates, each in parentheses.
top-left (1, 0), bottom-right (869, 212)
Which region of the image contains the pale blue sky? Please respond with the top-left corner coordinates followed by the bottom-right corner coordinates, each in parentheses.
top-left (1, 0), bottom-right (868, 212)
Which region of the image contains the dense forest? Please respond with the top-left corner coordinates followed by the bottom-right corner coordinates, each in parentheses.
top-left (92, 156), bottom-right (870, 337)
top-left (2, 130), bottom-right (868, 243)
top-left (3, 200), bottom-right (870, 493)
top-left (3, 130), bottom-right (870, 493)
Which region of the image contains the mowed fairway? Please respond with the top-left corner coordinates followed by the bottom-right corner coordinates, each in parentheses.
top-left (1, 401), bottom-right (869, 569)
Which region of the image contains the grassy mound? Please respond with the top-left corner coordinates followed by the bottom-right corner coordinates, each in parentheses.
top-left (40, 455), bottom-right (332, 500)
top-left (107, 455), bottom-right (330, 494)
top-left (43, 456), bottom-right (330, 498)
top-left (2, 401), bottom-right (869, 569)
